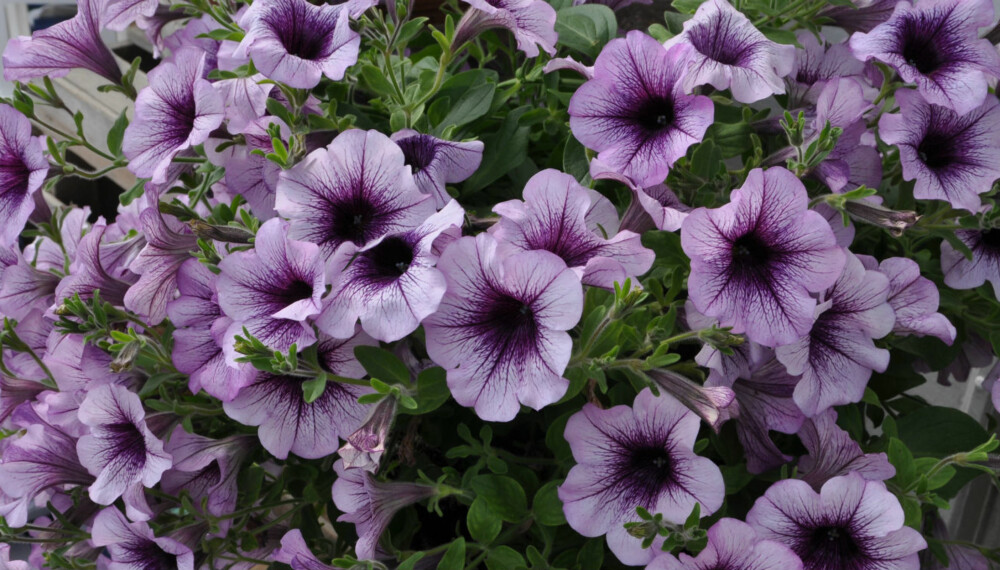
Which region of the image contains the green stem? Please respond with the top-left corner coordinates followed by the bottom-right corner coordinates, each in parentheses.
top-left (32, 118), bottom-right (115, 161)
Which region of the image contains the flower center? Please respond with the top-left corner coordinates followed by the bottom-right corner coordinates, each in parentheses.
top-left (899, 15), bottom-right (944, 74)
top-left (130, 540), bottom-right (181, 570)
top-left (916, 132), bottom-right (955, 170)
top-left (688, 13), bottom-right (746, 65)
top-left (981, 229), bottom-right (1000, 250)
top-left (617, 443), bottom-right (677, 507)
top-left (634, 96), bottom-right (675, 134)
top-left (331, 198), bottom-right (379, 246)
top-left (731, 233), bottom-right (772, 267)
top-left (397, 136), bottom-right (438, 172)
top-left (265, 5), bottom-right (335, 61)
top-left (799, 525), bottom-right (863, 569)
top-left (0, 161), bottom-right (32, 198)
top-left (481, 293), bottom-right (538, 348)
top-left (277, 278), bottom-right (314, 304)
top-left (365, 236), bottom-right (415, 279)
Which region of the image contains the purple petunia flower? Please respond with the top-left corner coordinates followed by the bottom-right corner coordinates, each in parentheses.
top-left (542, 55), bottom-right (594, 79)
top-left (77, 384), bottom-right (172, 522)
top-left (90, 507), bottom-right (194, 570)
top-left (123, 208), bottom-right (197, 325)
top-left (0, 105), bottom-right (47, 248)
top-left (787, 31), bottom-right (867, 106)
top-left (123, 48), bottom-right (225, 184)
top-left (569, 32), bottom-right (714, 187)
top-left (706, 353), bottom-right (805, 474)
top-left (217, 218), bottom-right (325, 358)
top-left (424, 233), bottom-right (583, 422)
top-left (317, 200), bottom-right (463, 342)
top-left (390, 130), bottom-right (484, 208)
top-left (2, 0), bottom-right (121, 84)
top-left (222, 330), bottom-right (377, 460)
top-left (559, 389), bottom-right (725, 566)
top-left (235, 0), bottom-right (361, 89)
top-left (452, 0), bottom-right (558, 57)
top-left (276, 129), bottom-right (434, 257)
top-left (274, 529), bottom-right (335, 570)
top-left (647, 369), bottom-right (735, 432)
top-left (0, 544), bottom-right (31, 570)
top-left (798, 409), bottom-right (895, 490)
top-left (647, 518), bottom-right (803, 570)
top-left (860, 255), bottom-right (956, 344)
top-left (101, 0), bottom-right (159, 31)
top-left (54, 222), bottom-right (137, 310)
top-left (808, 78), bottom-right (882, 193)
top-left (775, 252), bottom-right (894, 417)
top-left (850, 0), bottom-right (1000, 116)
top-left (0, 403), bottom-right (93, 528)
top-left (331, 459), bottom-right (437, 561)
top-left (747, 473), bottom-right (927, 570)
top-left (491, 169), bottom-right (655, 289)
top-left (590, 162), bottom-right (690, 233)
top-left (665, 0), bottom-right (795, 103)
top-left (879, 90), bottom-right (1000, 212)
top-left (681, 167), bottom-right (845, 348)
top-left (220, 116), bottom-right (290, 220)
top-left (941, 229), bottom-right (1000, 297)
top-left (820, 0), bottom-right (904, 34)
top-left (161, 427), bottom-right (253, 535)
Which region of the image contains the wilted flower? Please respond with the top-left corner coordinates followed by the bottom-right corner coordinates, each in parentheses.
top-left (331, 459), bottom-right (437, 560)
top-left (2, 0), bottom-right (121, 84)
top-left (747, 473), bottom-right (926, 570)
top-left (569, 32), bottom-right (713, 187)
top-left (338, 397), bottom-right (397, 473)
top-left (491, 169), bottom-right (655, 289)
top-left (850, 0), bottom-right (1000, 116)
top-left (775, 252), bottom-right (894, 416)
top-left (647, 518), bottom-right (803, 570)
top-left (681, 167), bottom-right (845, 347)
top-left (879, 90), bottom-right (1000, 213)
top-left (666, 0), bottom-right (795, 103)
top-left (559, 389), bottom-right (725, 566)
top-left (424, 233), bottom-right (583, 422)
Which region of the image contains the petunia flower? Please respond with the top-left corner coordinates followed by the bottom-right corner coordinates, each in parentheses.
top-left (274, 529), bottom-right (335, 570)
top-left (338, 397), bottom-right (396, 473)
top-left (0, 105), bottom-right (47, 248)
top-left (123, 48), bottom-right (225, 184)
top-left (850, 0), bottom-right (1000, 116)
top-left (808, 78), bottom-right (882, 193)
top-left (878, 89), bottom-right (1000, 213)
top-left (861, 255), bottom-right (956, 344)
top-left (317, 200), bottom-right (464, 342)
top-left (590, 161), bottom-right (690, 233)
top-left (276, 129), bottom-right (434, 257)
top-left (747, 473), bottom-right (927, 570)
top-left (331, 459), bottom-right (437, 560)
top-left (647, 518), bottom-right (803, 570)
top-left (424, 233), bottom-right (583, 422)
top-left (1, 544), bottom-right (32, 570)
top-left (787, 31), bottom-right (867, 106)
top-left (0, 403), bottom-right (93, 528)
top-left (491, 169), bottom-right (655, 289)
top-left (941, 229), bottom-right (1000, 297)
top-left (390, 130), bottom-right (484, 208)
top-left (542, 55), bottom-right (594, 79)
top-left (569, 32), bottom-right (714, 187)
top-left (223, 330), bottom-right (377, 460)
top-left (219, 116), bottom-right (291, 220)
top-left (775, 252), bottom-right (894, 416)
top-left (452, 0), bottom-right (557, 57)
top-left (2, 0), bottom-right (121, 84)
top-left (101, 0), bottom-right (159, 31)
top-left (681, 167), bottom-right (845, 347)
top-left (820, 0), bottom-right (904, 34)
top-left (798, 409), bottom-right (895, 490)
top-left (90, 507), bottom-right (195, 570)
top-left (123, 208), bottom-right (197, 325)
top-left (665, 0), bottom-right (795, 103)
top-left (559, 389), bottom-right (725, 566)
top-left (160, 427), bottom-right (254, 535)
top-left (647, 369), bottom-right (734, 432)
top-left (216, 218), bottom-right (325, 358)
top-left (706, 354), bottom-right (805, 474)
top-left (54, 223), bottom-right (137, 308)
top-left (77, 384), bottom-right (172, 522)
top-left (234, 0), bottom-right (361, 89)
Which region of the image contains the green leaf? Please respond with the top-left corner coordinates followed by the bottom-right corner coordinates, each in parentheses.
top-left (354, 345), bottom-right (411, 384)
top-left (470, 475), bottom-right (528, 522)
top-left (888, 438), bottom-right (917, 488)
top-left (437, 538), bottom-right (466, 570)
top-left (486, 546), bottom-right (526, 570)
top-left (467, 497), bottom-right (502, 543)
top-left (361, 64), bottom-right (398, 98)
top-left (899, 495), bottom-right (922, 528)
top-left (562, 135), bottom-right (591, 184)
top-left (647, 23), bottom-right (674, 42)
top-left (554, 5), bottom-right (617, 59)
top-left (705, 120), bottom-right (754, 158)
top-left (400, 366), bottom-right (451, 415)
top-left (301, 373), bottom-right (328, 404)
top-left (532, 481), bottom-right (566, 526)
top-left (397, 552), bottom-right (427, 570)
top-left (689, 140), bottom-right (721, 179)
top-left (106, 110), bottom-right (129, 156)
top-left (897, 406), bottom-right (989, 457)
top-left (434, 80), bottom-right (496, 133)
top-left (913, 458), bottom-right (956, 491)
top-left (576, 539), bottom-right (605, 570)
top-left (671, 0), bottom-right (705, 13)
top-left (463, 106), bottom-right (530, 193)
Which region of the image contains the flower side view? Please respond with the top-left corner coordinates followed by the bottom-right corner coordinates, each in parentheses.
top-left (681, 167), bottom-right (846, 347)
top-left (424, 233), bottom-right (583, 422)
top-left (0, 104), bottom-right (47, 249)
top-left (559, 388), bottom-right (725, 566)
top-left (452, 0), bottom-right (558, 57)
top-left (568, 31), bottom-right (714, 187)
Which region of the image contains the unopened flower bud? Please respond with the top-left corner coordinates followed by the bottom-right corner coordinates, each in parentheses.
top-left (844, 200), bottom-right (919, 236)
top-left (188, 220), bottom-right (254, 243)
